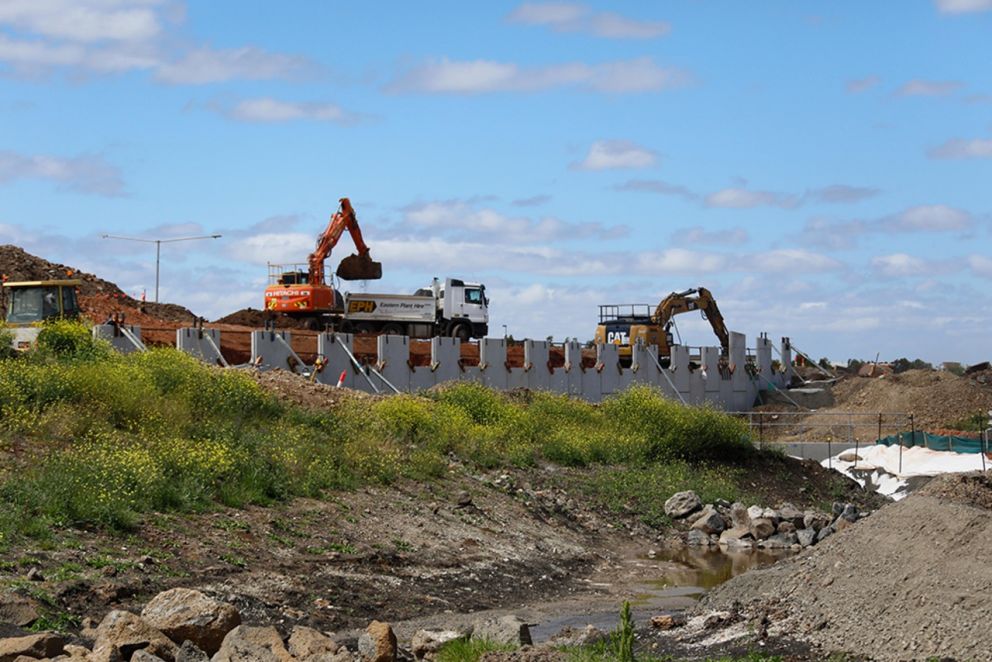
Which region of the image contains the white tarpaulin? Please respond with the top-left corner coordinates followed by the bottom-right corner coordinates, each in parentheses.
top-left (824, 444), bottom-right (989, 500)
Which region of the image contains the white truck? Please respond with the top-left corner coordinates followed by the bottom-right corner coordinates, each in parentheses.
top-left (340, 277), bottom-right (489, 340)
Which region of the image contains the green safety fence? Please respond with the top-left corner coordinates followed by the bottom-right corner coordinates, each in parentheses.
top-left (876, 431), bottom-right (989, 454)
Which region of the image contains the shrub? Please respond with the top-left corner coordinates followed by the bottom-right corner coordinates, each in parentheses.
top-left (36, 319), bottom-right (111, 360)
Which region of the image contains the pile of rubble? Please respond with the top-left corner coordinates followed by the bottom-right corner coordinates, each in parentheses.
top-left (663, 490), bottom-right (866, 550)
top-left (0, 586), bottom-right (547, 662)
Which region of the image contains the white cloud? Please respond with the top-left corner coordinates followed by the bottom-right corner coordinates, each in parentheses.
top-left (0, 0), bottom-right (163, 43)
top-left (674, 226), bottom-right (749, 246)
top-left (704, 188), bottom-right (798, 209)
top-left (508, 2), bottom-right (671, 39)
top-left (871, 253), bottom-right (929, 277)
top-left (217, 98), bottom-right (357, 124)
top-left (747, 249), bottom-right (842, 273)
top-left (388, 57), bottom-right (687, 94)
top-left (155, 47), bottom-right (310, 85)
top-left (927, 134), bottom-right (992, 159)
top-left (573, 140), bottom-right (657, 170)
top-left (632, 249), bottom-right (727, 275)
top-left (619, 180), bottom-right (874, 209)
top-left (895, 79), bottom-right (963, 97)
top-left (226, 232), bottom-right (314, 265)
top-left (846, 76), bottom-right (880, 94)
top-left (0, 150), bottom-right (124, 196)
top-left (968, 255), bottom-right (992, 278)
top-left (935, 0), bottom-right (992, 13)
top-left (0, 2), bottom-right (312, 84)
top-left (806, 185), bottom-right (879, 204)
top-left (886, 205), bottom-right (971, 231)
top-left (400, 199), bottom-right (628, 242)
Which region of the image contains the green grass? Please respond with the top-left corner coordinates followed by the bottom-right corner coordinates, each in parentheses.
top-left (434, 638), bottom-right (515, 662)
top-left (0, 320), bottom-right (754, 543)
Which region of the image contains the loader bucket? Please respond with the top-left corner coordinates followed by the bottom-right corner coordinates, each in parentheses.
top-left (336, 252), bottom-right (382, 281)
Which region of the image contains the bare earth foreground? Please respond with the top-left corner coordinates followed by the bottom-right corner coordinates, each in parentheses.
top-left (690, 472), bottom-right (992, 661)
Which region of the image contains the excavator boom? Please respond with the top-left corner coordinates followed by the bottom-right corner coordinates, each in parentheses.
top-left (308, 197), bottom-right (382, 284)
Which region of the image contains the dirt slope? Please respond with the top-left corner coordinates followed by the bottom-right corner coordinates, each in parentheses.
top-left (696, 471), bottom-right (992, 661)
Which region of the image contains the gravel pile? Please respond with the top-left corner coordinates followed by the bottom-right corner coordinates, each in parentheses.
top-left (693, 471), bottom-right (992, 661)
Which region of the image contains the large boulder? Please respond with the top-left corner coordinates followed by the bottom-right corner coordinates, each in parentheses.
top-left (690, 506), bottom-right (726, 535)
top-left (686, 529), bottom-right (710, 546)
top-left (90, 610), bottom-right (178, 662)
top-left (176, 640), bottom-right (209, 662)
top-left (0, 593), bottom-right (41, 628)
top-left (803, 510), bottom-right (831, 532)
top-left (471, 615), bottom-right (532, 646)
top-left (664, 491), bottom-right (702, 519)
top-left (797, 528), bottom-right (817, 547)
top-left (777, 503), bottom-right (804, 528)
top-left (132, 651), bottom-right (167, 662)
top-left (213, 626), bottom-right (293, 662)
top-left (358, 621), bottom-right (396, 662)
top-left (287, 626), bottom-right (341, 661)
top-left (758, 532), bottom-right (798, 548)
top-left (0, 632), bottom-right (64, 661)
top-left (749, 517), bottom-right (776, 540)
top-left (729, 503), bottom-right (750, 530)
top-left (718, 527), bottom-right (754, 548)
top-left (746, 505), bottom-right (763, 521)
top-left (140, 588), bottom-right (241, 656)
top-left (410, 629), bottom-right (466, 660)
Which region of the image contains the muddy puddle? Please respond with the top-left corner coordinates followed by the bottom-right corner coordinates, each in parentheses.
top-left (530, 546), bottom-right (793, 642)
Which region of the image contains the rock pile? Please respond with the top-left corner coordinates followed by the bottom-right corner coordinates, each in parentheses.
top-left (663, 490), bottom-right (866, 550)
top-left (0, 587), bottom-right (545, 661)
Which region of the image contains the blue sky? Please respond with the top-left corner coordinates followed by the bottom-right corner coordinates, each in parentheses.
top-left (1, 1), bottom-right (990, 363)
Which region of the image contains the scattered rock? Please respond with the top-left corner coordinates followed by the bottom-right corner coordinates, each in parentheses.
top-left (25, 568), bottom-right (43, 582)
top-left (690, 506), bottom-right (726, 535)
top-left (838, 452), bottom-right (862, 463)
top-left (472, 615), bottom-right (533, 646)
top-left (759, 532), bottom-right (798, 548)
top-left (816, 526), bottom-right (835, 543)
top-left (729, 503), bottom-right (750, 529)
top-left (358, 620), bottom-right (397, 662)
top-left (718, 527), bottom-right (754, 548)
top-left (777, 503), bottom-right (804, 528)
top-left (749, 517), bottom-right (776, 540)
top-left (776, 521), bottom-right (796, 534)
top-left (804, 510), bottom-right (831, 532)
top-left (0, 632), bottom-right (65, 661)
top-left (545, 625), bottom-right (606, 648)
top-left (411, 629), bottom-right (465, 660)
top-left (664, 491), bottom-right (702, 519)
top-left (132, 650), bottom-right (167, 662)
top-left (288, 626), bottom-right (340, 661)
top-left (0, 593), bottom-right (41, 627)
top-left (140, 588), bottom-right (241, 655)
top-left (176, 640), bottom-right (209, 662)
top-left (746, 505), bottom-right (764, 521)
top-left (90, 610), bottom-right (178, 662)
top-left (840, 504), bottom-right (860, 522)
top-left (797, 528), bottom-right (817, 547)
top-left (650, 613), bottom-right (686, 630)
top-left (213, 626), bottom-right (293, 662)
top-left (686, 529), bottom-right (710, 546)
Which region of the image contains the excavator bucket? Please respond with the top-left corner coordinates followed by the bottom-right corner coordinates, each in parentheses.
top-left (336, 252), bottom-right (382, 281)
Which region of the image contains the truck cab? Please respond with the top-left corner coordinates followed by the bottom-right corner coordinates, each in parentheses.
top-left (1, 279), bottom-right (82, 350)
top-left (439, 278), bottom-right (488, 340)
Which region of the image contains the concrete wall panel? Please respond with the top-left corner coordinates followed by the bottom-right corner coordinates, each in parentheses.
top-left (377, 335), bottom-right (412, 392)
top-left (176, 328), bottom-right (225, 365)
top-left (479, 338), bottom-right (508, 390)
top-left (93, 324), bottom-right (143, 354)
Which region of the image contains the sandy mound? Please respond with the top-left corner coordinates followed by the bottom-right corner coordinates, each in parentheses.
top-left (696, 471), bottom-right (992, 661)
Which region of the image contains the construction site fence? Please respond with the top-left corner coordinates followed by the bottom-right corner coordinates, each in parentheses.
top-left (876, 430), bottom-right (989, 455)
top-left (91, 324), bottom-right (797, 411)
top-left (734, 411), bottom-right (916, 468)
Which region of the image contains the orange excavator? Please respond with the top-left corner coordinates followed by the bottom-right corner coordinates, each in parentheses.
top-left (264, 198), bottom-right (382, 327)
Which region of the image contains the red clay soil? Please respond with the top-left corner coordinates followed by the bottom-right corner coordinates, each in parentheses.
top-left (6, 245), bottom-right (601, 370)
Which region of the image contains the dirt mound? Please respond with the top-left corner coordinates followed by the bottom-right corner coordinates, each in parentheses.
top-left (214, 308), bottom-right (311, 329)
top-left (0, 244), bottom-right (123, 297)
top-left (695, 471), bottom-right (992, 660)
top-left (251, 369), bottom-right (374, 409)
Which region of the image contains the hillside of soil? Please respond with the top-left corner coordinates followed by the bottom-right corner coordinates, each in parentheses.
top-left (758, 369), bottom-right (992, 442)
top-left (692, 471), bottom-right (992, 661)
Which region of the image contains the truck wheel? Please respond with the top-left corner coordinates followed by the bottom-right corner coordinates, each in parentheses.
top-left (382, 323), bottom-right (404, 336)
top-left (356, 322), bottom-right (375, 335)
top-left (305, 317), bottom-right (322, 331)
top-left (449, 322), bottom-right (471, 342)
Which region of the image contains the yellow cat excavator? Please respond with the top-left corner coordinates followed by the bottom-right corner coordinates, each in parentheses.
top-left (594, 287), bottom-right (729, 363)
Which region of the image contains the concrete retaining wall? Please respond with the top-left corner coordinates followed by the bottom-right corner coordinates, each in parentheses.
top-left (171, 327), bottom-right (794, 411)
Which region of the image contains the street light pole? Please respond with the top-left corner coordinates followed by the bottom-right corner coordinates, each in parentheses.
top-left (101, 233), bottom-right (222, 303)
